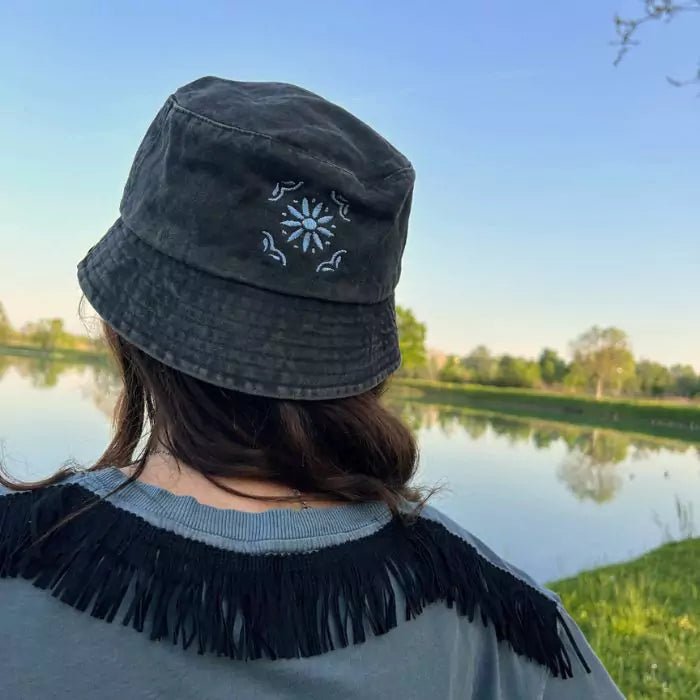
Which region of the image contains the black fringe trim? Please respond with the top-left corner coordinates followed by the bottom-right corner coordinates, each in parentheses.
top-left (0, 484), bottom-right (590, 678)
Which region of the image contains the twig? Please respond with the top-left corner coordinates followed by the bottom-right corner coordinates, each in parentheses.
top-left (613, 1), bottom-right (700, 87)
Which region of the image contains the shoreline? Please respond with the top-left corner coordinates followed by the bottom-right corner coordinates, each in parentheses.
top-left (0, 344), bottom-right (109, 365)
top-left (393, 378), bottom-right (700, 443)
top-left (3, 348), bottom-right (699, 443)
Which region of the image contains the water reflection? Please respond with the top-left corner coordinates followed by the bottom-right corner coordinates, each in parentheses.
top-left (2, 353), bottom-right (699, 580)
top-left (3, 354), bottom-right (698, 507)
top-left (389, 399), bottom-right (698, 504)
top-left (6, 355), bottom-right (91, 389)
top-left (0, 354), bottom-right (121, 416)
top-left (82, 363), bottom-right (122, 419)
top-left (557, 434), bottom-right (625, 503)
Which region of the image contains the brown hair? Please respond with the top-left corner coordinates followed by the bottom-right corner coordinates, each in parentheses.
top-left (1, 323), bottom-right (424, 513)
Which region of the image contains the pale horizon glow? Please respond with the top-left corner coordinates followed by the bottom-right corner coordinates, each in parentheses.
top-left (0, 2), bottom-right (698, 369)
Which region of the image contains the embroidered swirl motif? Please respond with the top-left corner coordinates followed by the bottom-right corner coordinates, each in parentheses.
top-left (316, 249), bottom-right (347, 272)
top-left (268, 180), bottom-right (304, 202)
top-left (331, 190), bottom-right (351, 221)
top-left (260, 231), bottom-right (287, 266)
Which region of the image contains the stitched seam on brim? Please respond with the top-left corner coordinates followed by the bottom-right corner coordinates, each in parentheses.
top-left (79, 267), bottom-right (400, 386)
top-left (82, 261), bottom-right (397, 371)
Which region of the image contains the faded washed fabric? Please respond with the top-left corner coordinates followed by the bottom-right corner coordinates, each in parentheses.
top-left (78, 77), bottom-right (414, 401)
top-left (0, 470), bottom-right (624, 699)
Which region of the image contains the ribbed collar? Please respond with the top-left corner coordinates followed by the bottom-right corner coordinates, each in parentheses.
top-left (75, 468), bottom-right (393, 554)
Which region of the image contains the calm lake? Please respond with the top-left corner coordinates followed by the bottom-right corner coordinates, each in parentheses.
top-left (1, 354), bottom-right (698, 583)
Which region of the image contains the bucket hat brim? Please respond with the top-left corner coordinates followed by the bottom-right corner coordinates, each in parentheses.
top-left (78, 220), bottom-right (401, 400)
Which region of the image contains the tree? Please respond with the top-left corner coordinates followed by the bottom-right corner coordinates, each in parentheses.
top-left (613, 1), bottom-right (700, 88)
top-left (438, 355), bottom-right (472, 383)
top-left (462, 345), bottom-right (497, 384)
top-left (0, 302), bottom-right (12, 344)
top-left (20, 318), bottom-right (68, 352)
top-left (396, 306), bottom-right (427, 375)
top-left (670, 364), bottom-right (699, 397)
top-left (569, 326), bottom-right (636, 399)
top-left (538, 348), bottom-right (568, 385)
top-left (425, 350), bottom-right (448, 381)
top-left (636, 360), bottom-right (673, 396)
top-left (494, 355), bottom-right (541, 388)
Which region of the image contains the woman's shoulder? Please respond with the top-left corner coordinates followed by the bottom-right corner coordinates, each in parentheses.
top-left (415, 503), bottom-right (556, 601)
top-left (414, 504), bottom-right (623, 698)
top-left (0, 478), bottom-right (621, 696)
top-left (407, 505), bottom-right (582, 672)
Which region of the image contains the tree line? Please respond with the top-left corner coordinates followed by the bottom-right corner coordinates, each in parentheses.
top-left (0, 302), bottom-right (102, 353)
top-left (396, 306), bottom-right (699, 400)
top-left (2, 301), bottom-right (698, 400)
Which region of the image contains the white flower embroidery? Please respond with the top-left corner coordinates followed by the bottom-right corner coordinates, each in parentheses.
top-left (281, 197), bottom-right (335, 253)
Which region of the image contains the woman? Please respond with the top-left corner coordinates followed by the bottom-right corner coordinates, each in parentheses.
top-left (0, 77), bottom-right (622, 699)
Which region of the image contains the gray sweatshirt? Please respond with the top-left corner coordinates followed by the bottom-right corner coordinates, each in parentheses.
top-left (0, 469), bottom-right (623, 699)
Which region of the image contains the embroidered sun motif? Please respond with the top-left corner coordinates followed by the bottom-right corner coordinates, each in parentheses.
top-left (281, 197), bottom-right (336, 253)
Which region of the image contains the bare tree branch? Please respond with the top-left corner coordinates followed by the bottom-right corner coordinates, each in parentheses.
top-left (613, 0), bottom-right (700, 87)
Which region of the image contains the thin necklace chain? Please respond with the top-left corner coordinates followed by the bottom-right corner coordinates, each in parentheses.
top-left (148, 449), bottom-right (311, 510)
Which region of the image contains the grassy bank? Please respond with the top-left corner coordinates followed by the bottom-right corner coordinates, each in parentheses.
top-left (551, 538), bottom-right (700, 699)
top-left (394, 378), bottom-right (700, 443)
top-left (0, 344), bottom-right (108, 365)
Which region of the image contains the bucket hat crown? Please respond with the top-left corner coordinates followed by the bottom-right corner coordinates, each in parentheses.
top-left (78, 76), bottom-right (415, 399)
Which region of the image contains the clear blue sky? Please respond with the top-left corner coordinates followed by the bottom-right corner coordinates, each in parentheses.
top-left (1, 1), bottom-right (698, 367)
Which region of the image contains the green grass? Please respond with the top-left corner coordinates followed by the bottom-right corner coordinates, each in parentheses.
top-left (550, 539), bottom-right (700, 699)
top-left (393, 378), bottom-right (700, 443)
top-left (0, 344), bottom-right (108, 365)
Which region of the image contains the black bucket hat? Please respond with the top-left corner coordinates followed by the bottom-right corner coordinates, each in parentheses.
top-left (78, 76), bottom-right (415, 400)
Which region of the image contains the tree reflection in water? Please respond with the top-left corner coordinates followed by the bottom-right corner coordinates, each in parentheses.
top-left (3, 356), bottom-right (697, 504)
top-left (85, 363), bottom-right (123, 419)
top-left (0, 354), bottom-right (121, 413)
top-left (7, 355), bottom-right (93, 389)
top-left (385, 394), bottom-right (696, 504)
top-left (556, 430), bottom-right (628, 503)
